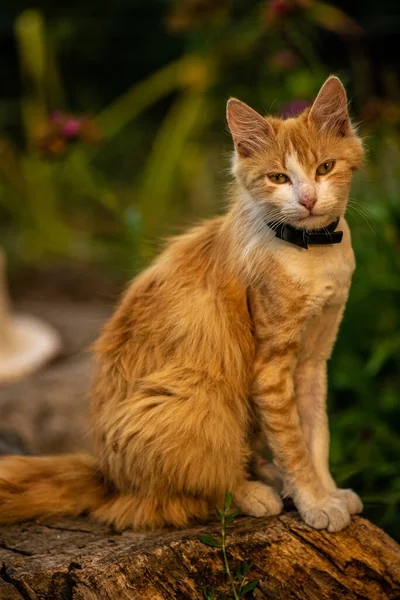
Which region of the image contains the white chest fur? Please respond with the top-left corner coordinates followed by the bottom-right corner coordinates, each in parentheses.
top-left (271, 219), bottom-right (355, 314)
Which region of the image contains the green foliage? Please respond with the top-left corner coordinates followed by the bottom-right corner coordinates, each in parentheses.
top-left (199, 534), bottom-right (222, 548)
top-left (330, 138), bottom-right (400, 540)
top-left (0, 1), bottom-right (375, 268)
top-left (200, 493), bottom-right (259, 600)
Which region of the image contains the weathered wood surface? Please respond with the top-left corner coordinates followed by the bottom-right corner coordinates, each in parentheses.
top-left (0, 512), bottom-right (399, 599)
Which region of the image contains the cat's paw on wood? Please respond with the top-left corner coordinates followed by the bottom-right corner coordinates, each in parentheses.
top-left (333, 489), bottom-right (363, 515)
top-left (302, 497), bottom-right (350, 532)
top-left (234, 481), bottom-right (283, 518)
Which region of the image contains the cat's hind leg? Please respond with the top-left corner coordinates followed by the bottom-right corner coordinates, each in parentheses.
top-left (253, 459), bottom-right (283, 494)
top-left (97, 369), bottom-right (250, 528)
top-left (248, 432), bottom-right (283, 493)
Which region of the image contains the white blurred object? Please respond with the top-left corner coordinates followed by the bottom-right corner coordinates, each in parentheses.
top-left (0, 250), bottom-right (62, 384)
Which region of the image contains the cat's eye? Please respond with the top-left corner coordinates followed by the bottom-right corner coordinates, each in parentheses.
top-left (316, 160), bottom-right (335, 176)
top-left (268, 173), bottom-right (289, 184)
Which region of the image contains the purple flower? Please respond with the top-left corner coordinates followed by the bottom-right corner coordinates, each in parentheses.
top-left (271, 0), bottom-right (290, 16)
top-left (61, 119), bottom-right (81, 138)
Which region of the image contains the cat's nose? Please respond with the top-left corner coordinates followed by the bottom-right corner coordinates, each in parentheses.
top-left (299, 194), bottom-right (317, 211)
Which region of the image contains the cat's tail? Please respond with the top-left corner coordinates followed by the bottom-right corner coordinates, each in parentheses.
top-left (0, 454), bottom-right (107, 524)
top-left (0, 453), bottom-right (210, 529)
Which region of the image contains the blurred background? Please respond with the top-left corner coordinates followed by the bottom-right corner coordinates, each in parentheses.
top-left (0, 0), bottom-right (399, 539)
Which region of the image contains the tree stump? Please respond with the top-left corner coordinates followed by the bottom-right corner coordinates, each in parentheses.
top-left (0, 512), bottom-right (399, 599)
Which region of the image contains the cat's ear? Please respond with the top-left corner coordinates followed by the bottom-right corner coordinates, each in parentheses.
top-left (227, 98), bottom-right (271, 158)
top-left (308, 76), bottom-right (352, 136)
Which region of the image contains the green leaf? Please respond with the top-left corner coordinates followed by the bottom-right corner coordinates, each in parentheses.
top-left (236, 564), bottom-right (243, 580)
top-left (199, 535), bottom-right (221, 548)
top-left (240, 579), bottom-right (259, 596)
top-left (225, 510), bottom-right (240, 524)
top-left (365, 334), bottom-right (400, 376)
top-left (203, 587), bottom-right (215, 600)
top-left (243, 562), bottom-right (252, 577)
top-left (224, 492), bottom-right (233, 512)
top-left (215, 507), bottom-right (223, 519)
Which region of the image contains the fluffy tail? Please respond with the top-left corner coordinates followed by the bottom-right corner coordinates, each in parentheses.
top-left (0, 454), bottom-right (107, 524)
top-left (0, 454), bottom-right (210, 529)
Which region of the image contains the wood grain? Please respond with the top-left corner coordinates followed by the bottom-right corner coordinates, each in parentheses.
top-left (0, 512), bottom-right (399, 599)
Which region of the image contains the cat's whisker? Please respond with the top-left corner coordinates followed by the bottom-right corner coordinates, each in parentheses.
top-left (347, 210), bottom-right (376, 236)
top-left (348, 197), bottom-right (373, 212)
top-left (348, 197), bottom-right (374, 217)
top-left (347, 200), bottom-right (376, 234)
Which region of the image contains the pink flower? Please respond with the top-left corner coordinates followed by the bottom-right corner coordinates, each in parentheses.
top-left (270, 0), bottom-right (290, 16)
top-left (263, 0), bottom-right (295, 26)
top-left (61, 119), bottom-right (81, 138)
top-left (271, 49), bottom-right (298, 70)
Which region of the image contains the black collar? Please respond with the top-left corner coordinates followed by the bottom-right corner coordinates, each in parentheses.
top-left (266, 217), bottom-right (343, 249)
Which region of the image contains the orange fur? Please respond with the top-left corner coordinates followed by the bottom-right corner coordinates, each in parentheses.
top-left (0, 77), bottom-right (364, 532)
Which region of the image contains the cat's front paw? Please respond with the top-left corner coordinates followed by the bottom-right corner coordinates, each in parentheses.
top-left (234, 481), bottom-right (283, 518)
top-left (302, 497), bottom-right (350, 532)
top-left (332, 489), bottom-right (363, 515)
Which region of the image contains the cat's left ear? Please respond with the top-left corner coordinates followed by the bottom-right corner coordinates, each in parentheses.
top-left (308, 76), bottom-right (352, 137)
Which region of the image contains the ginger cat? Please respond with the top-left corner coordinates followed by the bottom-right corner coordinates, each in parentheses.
top-left (0, 76), bottom-right (364, 533)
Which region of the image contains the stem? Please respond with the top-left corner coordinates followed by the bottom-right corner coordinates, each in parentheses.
top-left (95, 58), bottom-right (185, 142)
top-left (0, 249), bottom-right (14, 349)
top-left (221, 513), bottom-right (240, 600)
top-left (137, 89), bottom-right (206, 252)
top-left (14, 10), bottom-right (48, 150)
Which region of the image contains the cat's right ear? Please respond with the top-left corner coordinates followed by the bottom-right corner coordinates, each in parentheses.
top-left (226, 99), bottom-right (271, 158)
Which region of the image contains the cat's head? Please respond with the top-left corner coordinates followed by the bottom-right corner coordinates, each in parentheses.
top-left (227, 76), bottom-right (364, 230)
